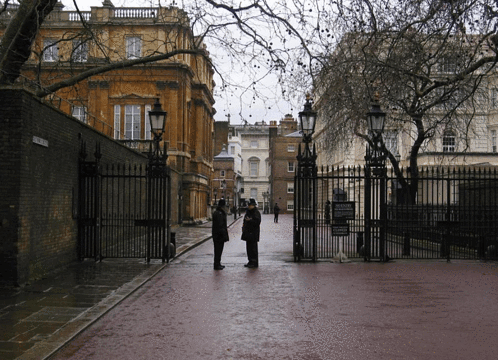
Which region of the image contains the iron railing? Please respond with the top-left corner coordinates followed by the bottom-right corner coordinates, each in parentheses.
top-left (79, 145), bottom-right (170, 262)
top-left (295, 165), bottom-right (498, 261)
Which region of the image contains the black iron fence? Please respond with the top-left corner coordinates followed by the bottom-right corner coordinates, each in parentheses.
top-left (79, 145), bottom-right (171, 262)
top-left (295, 165), bottom-right (498, 261)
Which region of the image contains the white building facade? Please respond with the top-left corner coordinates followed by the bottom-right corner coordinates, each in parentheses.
top-left (229, 122), bottom-right (271, 206)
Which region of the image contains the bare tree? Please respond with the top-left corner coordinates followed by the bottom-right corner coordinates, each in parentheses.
top-left (313, 0), bottom-right (498, 203)
top-left (0, 0), bottom-right (323, 118)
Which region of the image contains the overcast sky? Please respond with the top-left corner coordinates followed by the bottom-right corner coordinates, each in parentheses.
top-left (62, 0), bottom-right (301, 125)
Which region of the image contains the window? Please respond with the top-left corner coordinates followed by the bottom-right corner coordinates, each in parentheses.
top-left (250, 188), bottom-right (257, 200)
top-left (442, 130), bottom-right (456, 153)
top-left (220, 170), bottom-right (226, 177)
top-left (287, 200), bottom-right (294, 211)
top-left (440, 56), bottom-right (457, 73)
top-left (287, 144), bottom-right (295, 152)
top-left (493, 89), bottom-right (498, 109)
top-left (230, 146), bottom-right (235, 155)
top-left (287, 182), bottom-right (294, 193)
top-left (72, 40), bottom-right (88, 62)
top-left (125, 105), bottom-right (141, 140)
top-left (250, 161), bottom-right (259, 177)
top-left (288, 162), bottom-right (295, 172)
top-left (126, 37), bottom-right (141, 59)
top-left (72, 106), bottom-right (86, 122)
top-left (250, 140), bottom-right (258, 148)
top-left (43, 39), bottom-right (58, 62)
top-left (492, 130), bottom-right (497, 153)
top-left (114, 105), bottom-right (121, 139)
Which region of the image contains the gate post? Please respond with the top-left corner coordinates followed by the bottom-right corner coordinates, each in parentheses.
top-left (294, 95), bottom-right (317, 261)
top-left (78, 141), bottom-right (102, 262)
top-left (147, 99), bottom-right (169, 263)
top-left (364, 98), bottom-right (387, 261)
top-left (364, 166), bottom-right (372, 261)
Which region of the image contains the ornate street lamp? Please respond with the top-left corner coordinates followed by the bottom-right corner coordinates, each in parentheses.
top-left (298, 94), bottom-right (317, 144)
top-left (297, 94), bottom-right (318, 177)
top-left (213, 188), bottom-right (218, 205)
top-left (366, 99), bottom-right (386, 141)
top-left (149, 98), bottom-right (167, 163)
top-left (364, 97), bottom-right (388, 262)
top-left (295, 94), bottom-right (318, 262)
top-left (147, 98), bottom-right (168, 262)
top-left (365, 98), bottom-right (386, 169)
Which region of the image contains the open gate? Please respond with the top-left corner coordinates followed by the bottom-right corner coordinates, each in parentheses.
top-left (294, 163), bottom-right (498, 262)
top-left (78, 143), bottom-right (171, 262)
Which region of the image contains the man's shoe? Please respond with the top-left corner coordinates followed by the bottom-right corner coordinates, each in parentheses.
top-left (214, 265), bottom-right (224, 270)
top-left (247, 264), bottom-right (258, 268)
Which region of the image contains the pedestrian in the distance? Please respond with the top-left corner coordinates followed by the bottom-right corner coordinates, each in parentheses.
top-left (241, 198), bottom-right (261, 268)
top-left (212, 199), bottom-right (229, 270)
top-left (273, 203), bottom-right (280, 223)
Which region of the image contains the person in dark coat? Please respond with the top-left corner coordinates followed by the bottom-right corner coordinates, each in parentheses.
top-left (241, 198), bottom-right (261, 268)
top-left (212, 199), bottom-right (229, 270)
top-left (273, 203), bottom-right (280, 223)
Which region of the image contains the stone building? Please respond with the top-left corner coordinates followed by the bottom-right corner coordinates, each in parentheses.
top-left (229, 121), bottom-right (271, 211)
top-left (313, 33), bottom-right (498, 170)
top-left (0, 1), bottom-right (215, 224)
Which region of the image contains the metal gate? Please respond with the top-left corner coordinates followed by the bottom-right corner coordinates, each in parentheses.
top-left (78, 143), bottom-right (171, 262)
top-left (294, 164), bottom-right (498, 261)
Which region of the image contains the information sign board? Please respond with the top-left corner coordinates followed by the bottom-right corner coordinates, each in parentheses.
top-left (332, 201), bottom-right (355, 220)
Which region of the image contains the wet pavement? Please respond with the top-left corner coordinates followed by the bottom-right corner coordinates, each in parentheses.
top-left (0, 218), bottom-right (240, 360)
top-left (46, 214), bottom-right (498, 360)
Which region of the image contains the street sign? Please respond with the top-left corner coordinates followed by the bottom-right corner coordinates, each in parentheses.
top-left (332, 201), bottom-right (355, 220)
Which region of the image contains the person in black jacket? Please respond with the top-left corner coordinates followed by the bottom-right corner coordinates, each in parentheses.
top-left (212, 199), bottom-right (229, 270)
top-left (273, 203), bottom-right (280, 223)
top-left (241, 198), bottom-right (261, 268)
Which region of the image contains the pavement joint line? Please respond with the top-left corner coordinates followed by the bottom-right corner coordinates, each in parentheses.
top-left (16, 216), bottom-right (243, 360)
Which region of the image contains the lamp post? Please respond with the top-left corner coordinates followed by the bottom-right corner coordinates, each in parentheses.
top-left (149, 98), bottom-right (167, 163)
top-left (295, 94), bottom-right (318, 261)
top-left (221, 179), bottom-right (226, 201)
top-left (213, 188), bottom-right (218, 206)
top-left (365, 97), bottom-right (386, 170)
top-left (262, 191), bottom-right (269, 214)
top-left (364, 97), bottom-right (387, 262)
top-left (147, 98), bottom-right (168, 262)
top-left (297, 94), bottom-right (317, 177)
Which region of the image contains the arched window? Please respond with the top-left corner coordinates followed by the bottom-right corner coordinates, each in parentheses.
top-left (248, 157), bottom-right (260, 177)
top-left (443, 130), bottom-right (456, 153)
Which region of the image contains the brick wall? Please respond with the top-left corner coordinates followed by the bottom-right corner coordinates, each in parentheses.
top-left (270, 134), bottom-right (300, 214)
top-left (0, 89), bottom-right (149, 286)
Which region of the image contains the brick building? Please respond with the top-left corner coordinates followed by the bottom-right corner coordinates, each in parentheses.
top-left (269, 115), bottom-right (302, 214)
top-left (213, 145), bottom-right (235, 210)
top-left (0, 1), bottom-right (215, 223)
top-left (213, 119), bottom-right (243, 212)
